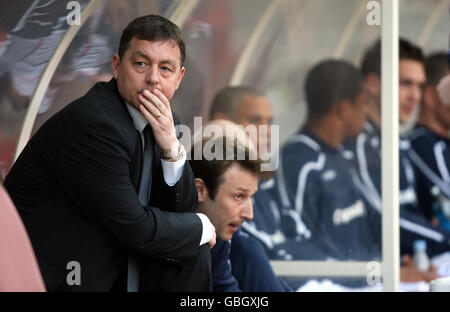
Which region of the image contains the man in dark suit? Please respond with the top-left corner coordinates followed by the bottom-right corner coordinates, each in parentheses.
top-left (4, 15), bottom-right (215, 292)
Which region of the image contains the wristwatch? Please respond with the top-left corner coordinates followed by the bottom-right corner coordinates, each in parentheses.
top-left (161, 141), bottom-right (185, 162)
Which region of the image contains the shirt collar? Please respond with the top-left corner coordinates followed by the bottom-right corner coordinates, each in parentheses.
top-left (300, 126), bottom-right (338, 153)
top-left (126, 102), bottom-right (148, 133)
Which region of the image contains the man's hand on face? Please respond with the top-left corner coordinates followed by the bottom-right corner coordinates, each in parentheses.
top-left (138, 89), bottom-right (180, 158)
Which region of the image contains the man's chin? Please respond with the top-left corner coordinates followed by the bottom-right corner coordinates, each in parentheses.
top-left (128, 97), bottom-right (141, 110)
top-left (220, 233), bottom-right (233, 241)
top-left (399, 116), bottom-right (412, 125)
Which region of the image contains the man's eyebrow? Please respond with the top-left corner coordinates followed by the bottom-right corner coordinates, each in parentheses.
top-left (236, 187), bottom-right (257, 194)
top-left (132, 51), bottom-right (178, 67)
top-left (400, 78), bottom-right (425, 85)
top-left (132, 51), bottom-right (150, 60)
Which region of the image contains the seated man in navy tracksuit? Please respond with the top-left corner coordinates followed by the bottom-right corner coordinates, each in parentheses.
top-left (239, 177), bottom-right (320, 261)
top-left (240, 176), bottom-right (334, 264)
top-left (348, 40), bottom-right (450, 259)
top-left (274, 59), bottom-right (381, 262)
top-left (235, 58), bottom-right (439, 288)
top-left (189, 134), bottom-right (291, 292)
top-left (408, 52), bottom-right (450, 232)
top-left (227, 228), bottom-right (291, 292)
top-left (244, 60), bottom-right (381, 290)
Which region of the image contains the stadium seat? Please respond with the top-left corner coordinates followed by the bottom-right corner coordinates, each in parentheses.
top-left (0, 185), bottom-right (45, 291)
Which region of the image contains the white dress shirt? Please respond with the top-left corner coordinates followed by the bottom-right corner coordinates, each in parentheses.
top-left (126, 103), bottom-right (185, 186)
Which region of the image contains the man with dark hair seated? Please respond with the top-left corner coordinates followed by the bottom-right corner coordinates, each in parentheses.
top-left (350, 39), bottom-right (450, 263)
top-left (249, 59), bottom-right (380, 290)
top-left (275, 59), bottom-right (379, 262)
top-left (209, 86), bottom-right (273, 158)
top-left (408, 52), bottom-right (450, 232)
top-left (4, 14), bottom-right (215, 292)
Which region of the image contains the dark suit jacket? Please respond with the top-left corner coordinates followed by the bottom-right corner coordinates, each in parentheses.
top-left (4, 79), bottom-right (202, 291)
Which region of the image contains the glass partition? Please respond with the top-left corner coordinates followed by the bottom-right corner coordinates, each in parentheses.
top-left (172, 0), bottom-right (274, 127)
top-left (0, 0), bottom-right (91, 179)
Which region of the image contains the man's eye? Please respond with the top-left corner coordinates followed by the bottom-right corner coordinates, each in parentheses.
top-left (235, 194), bottom-right (242, 201)
top-left (400, 80), bottom-right (413, 87)
top-left (136, 62), bottom-right (146, 67)
top-left (161, 66), bottom-right (172, 72)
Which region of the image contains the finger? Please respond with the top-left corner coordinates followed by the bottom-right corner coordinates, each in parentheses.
top-left (139, 104), bottom-right (160, 128)
top-left (142, 90), bottom-right (167, 115)
top-left (152, 89), bottom-right (171, 112)
top-left (140, 91), bottom-right (163, 111)
top-left (139, 93), bottom-right (163, 118)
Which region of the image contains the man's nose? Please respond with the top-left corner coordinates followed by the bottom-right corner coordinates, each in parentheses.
top-left (241, 199), bottom-right (254, 221)
top-left (146, 66), bottom-right (160, 86)
top-left (258, 124), bottom-right (271, 143)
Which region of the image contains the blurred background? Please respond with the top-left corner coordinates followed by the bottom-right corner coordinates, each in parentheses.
top-left (0, 0), bottom-right (448, 180)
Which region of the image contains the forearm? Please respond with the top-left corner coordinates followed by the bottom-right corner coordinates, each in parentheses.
top-left (151, 160), bottom-right (199, 213)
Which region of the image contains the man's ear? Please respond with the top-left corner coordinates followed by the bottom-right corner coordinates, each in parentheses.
top-left (194, 178), bottom-right (209, 203)
top-left (337, 98), bottom-right (352, 121)
top-left (111, 54), bottom-right (120, 79)
top-left (365, 73), bottom-right (381, 98)
top-left (175, 66), bottom-right (185, 90)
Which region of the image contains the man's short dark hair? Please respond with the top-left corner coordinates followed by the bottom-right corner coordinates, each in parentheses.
top-left (425, 52), bottom-right (449, 86)
top-left (305, 59), bottom-right (363, 122)
top-left (118, 15), bottom-right (185, 66)
top-left (189, 136), bottom-right (262, 200)
top-left (361, 37), bottom-right (424, 77)
top-left (399, 38), bottom-right (425, 64)
top-left (209, 86), bottom-right (265, 121)
top-left (361, 40), bottom-right (381, 77)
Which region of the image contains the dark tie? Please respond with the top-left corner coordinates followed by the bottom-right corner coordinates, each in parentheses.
top-left (139, 125), bottom-right (153, 204)
top-left (128, 125), bottom-right (153, 292)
